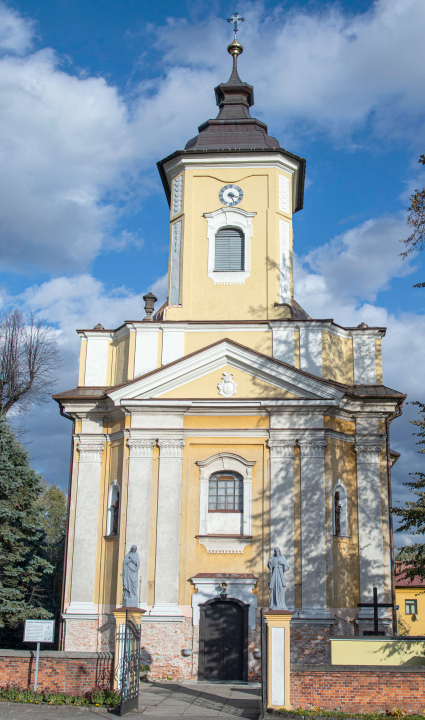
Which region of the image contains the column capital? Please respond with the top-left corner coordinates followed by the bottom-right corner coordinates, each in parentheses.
top-left (299, 439), bottom-right (327, 458)
top-left (268, 439), bottom-right (296, 458)
top-left (127, 438), bottom-right (156, 458)
top-left (77, 442), bottom-right (105, 463)
top-left (158, 438), bottom-right (185, 458)
top-left (355, 443), bottom-right (382, 465)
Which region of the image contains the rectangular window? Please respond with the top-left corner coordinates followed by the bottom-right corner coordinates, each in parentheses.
top-left (208, 475), bottom-right (243, 511)
top-left (214, 227), bottom-right (245, 271)
top-left (405, 599), bottom-right (418, 615)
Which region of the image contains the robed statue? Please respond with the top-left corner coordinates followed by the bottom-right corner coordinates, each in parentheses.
top-left (122, 545), bottom-right (140, 607)
top-left (268, 546), bottom-right (290, 609)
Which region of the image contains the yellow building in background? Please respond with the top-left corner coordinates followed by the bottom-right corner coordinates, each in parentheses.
top-left (396, 563), bottom-right (425, 636)
top-left (55, 30), bottom-right (405, 681)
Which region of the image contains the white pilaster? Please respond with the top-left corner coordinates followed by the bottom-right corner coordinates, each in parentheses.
top-left (84, 335), bottom-right (110, 386)
top-left (268, 439), bottom-right (296, 609)
top-left (126, 438), bottom-right (156, 605)
top-left (299, 326), bottom-right (322, 377)
top-left (152, 438), bottom-right (185, 616)
top-left (162, 327), bottom-right (185, 366)
top-left (353, 335), bottom-right (377, 384)
top-left (279, 219), bottom-right (291, 304)
top-left (272, 327), bottom-right (295, 366)
top-left (66, 440), bottom-right (105, 616)
top-left (299, 439), bottom-right (329, 617)
top-left (134, 327), bottom-right (159, 377)
top-left (355, 442), bottom-right (385, 615)
top-left (169, 220), bottom-right (182, 306)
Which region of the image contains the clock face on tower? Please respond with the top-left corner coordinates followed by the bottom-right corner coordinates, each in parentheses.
top-left (219, 184), bottom-right (243, 207)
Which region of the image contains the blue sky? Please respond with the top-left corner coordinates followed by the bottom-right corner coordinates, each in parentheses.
top-left (1, 0), bottom-right (424, 546)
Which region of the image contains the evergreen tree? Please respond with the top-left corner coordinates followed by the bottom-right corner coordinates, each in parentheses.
top-left (0, 414), bottom-right (53, 643)
top-left (393, 401), bottom-right (425, 582)
top-left (401, 154), bottom-right (425, 288)
top-left (39, 483), bottom-right (67, 616)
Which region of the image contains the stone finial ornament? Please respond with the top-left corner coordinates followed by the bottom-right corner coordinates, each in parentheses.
top-left (143, 292), bottom-right (157, 321)
top-left (93, 323), bottom-right (104, 330)
top-left (268, 546), bottom-right (290, 610)
top-left (122, 545), bottom-right (140, 607)
top-left (217, 371), bottom-right (237, 397)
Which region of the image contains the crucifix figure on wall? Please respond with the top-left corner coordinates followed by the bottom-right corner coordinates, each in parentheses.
top-left (334, 491), bottom-right (341, 536)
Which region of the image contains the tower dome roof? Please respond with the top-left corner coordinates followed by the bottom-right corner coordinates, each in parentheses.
top-left (184, 40), bottom-right (280, 151)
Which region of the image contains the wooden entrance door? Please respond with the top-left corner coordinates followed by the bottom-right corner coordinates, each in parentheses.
top-left (199, 599), bottom-right (248, 681)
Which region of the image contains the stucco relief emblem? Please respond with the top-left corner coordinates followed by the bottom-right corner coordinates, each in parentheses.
top-left (217, 372), bottom-right (237, 398)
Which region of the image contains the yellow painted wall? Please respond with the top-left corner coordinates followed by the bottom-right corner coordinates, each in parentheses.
top-left (159, 364), bottom-right (300, 400)
top-left (114, 338), bottom-right (129, 385)
top-left (184, 415), bottom-right (269, 429)
top-left (184, 330), bottom-right (272, 358)
top-left (178, 439), bottom-right (268, 607)
top-left (331, 638), bottom-right (425, 666)
top-left (396, 587), bottom-right (425, 636)
top-left (328, 438), bottom-right (360, 609)
top-left (166, 166), bottom-right (294, 322)
top-left (322, 331), bottom-right (354, 385)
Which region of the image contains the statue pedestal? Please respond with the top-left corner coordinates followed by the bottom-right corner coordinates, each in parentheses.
top-left (113, 606), bottom-right (146, 689)
top-left (264, 610), bottom-right (293, 711)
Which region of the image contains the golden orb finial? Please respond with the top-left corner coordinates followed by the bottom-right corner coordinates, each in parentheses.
top-left (227, 39), bottom-right (243, 59)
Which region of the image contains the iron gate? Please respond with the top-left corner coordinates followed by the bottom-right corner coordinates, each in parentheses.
top-left (118, 610), bottom-right (141, 715)
top-left (260, 609), bottom-right (268, 717)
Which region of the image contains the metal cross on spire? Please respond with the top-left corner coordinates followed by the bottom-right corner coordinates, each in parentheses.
top-left (227, 12), bottom-right (244, 40)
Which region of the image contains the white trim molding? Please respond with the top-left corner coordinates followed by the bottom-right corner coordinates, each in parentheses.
top-left (204, 207), bottom-right (256, 285)
top-left (279, 174), bottom-right (290, 214)
top-left (279, 219), bottom-right (291, 304)
top-left (190, 574), bottom-right (258, 628)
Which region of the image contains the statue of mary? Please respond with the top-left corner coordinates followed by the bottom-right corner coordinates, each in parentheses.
top-left (122, 545), bottom-right (140, 607)
top-left (268, 546), bottom-right (290, 609)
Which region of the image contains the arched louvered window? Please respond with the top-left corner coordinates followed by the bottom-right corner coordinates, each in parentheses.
top-left (214, 227), bottom-right (245, 271)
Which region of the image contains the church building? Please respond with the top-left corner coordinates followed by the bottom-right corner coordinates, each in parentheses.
top-left (54, 27), bottom-right (405, 681)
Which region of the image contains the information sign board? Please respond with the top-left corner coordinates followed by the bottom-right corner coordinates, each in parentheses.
top-left (24, 620), bottom-right (55, 643)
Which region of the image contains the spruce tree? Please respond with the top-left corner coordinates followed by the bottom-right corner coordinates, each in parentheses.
top-left (393, 401), bottom-right (425, 582)
top-left (0, 414), bottom-right (53, 641)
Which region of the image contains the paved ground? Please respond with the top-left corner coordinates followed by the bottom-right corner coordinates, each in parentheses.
top-left (0, 682), bottom-right (261, 720)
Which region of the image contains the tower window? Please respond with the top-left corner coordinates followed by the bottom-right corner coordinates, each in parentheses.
top-left (214, 227), bottom-right (245, 271)
top-left (208, 474), bottom-right (243, 511)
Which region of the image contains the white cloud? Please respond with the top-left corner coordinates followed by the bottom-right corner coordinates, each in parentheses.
top-left (0, 2), bottom-right (33, 55)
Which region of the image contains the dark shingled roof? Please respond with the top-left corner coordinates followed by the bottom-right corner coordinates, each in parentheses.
top-left (184, 63), bottom-right (280, 152)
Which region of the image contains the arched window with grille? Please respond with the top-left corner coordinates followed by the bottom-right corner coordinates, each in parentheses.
top-left (214, 227), bottom-right (245, 272)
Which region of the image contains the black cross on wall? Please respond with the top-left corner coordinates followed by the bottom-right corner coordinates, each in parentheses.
top-left (357, 587), bottom-right (394, 635)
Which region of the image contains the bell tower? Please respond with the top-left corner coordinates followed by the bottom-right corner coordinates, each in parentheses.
top-left (157, 25), bottom-right (306, 323)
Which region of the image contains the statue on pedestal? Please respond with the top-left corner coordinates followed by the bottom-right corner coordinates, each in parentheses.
top-left (268, 546), bottom-right (290, 610)
top-left (122, 545), bottom-right (140, 607)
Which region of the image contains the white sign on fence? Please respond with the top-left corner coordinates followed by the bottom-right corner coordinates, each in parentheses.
top-left (23, 620), bottom-right (55, 644)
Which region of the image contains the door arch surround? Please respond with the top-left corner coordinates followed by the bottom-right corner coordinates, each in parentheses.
top-left (198, 597), bottom-right (249, 682)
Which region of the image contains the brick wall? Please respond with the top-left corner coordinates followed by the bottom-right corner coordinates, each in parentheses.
top-left (290, 623), bottom-right (332, 664)
top-left (0, 651), bottom-right (114, 694)
top-left (290, 665), bottom-right (425, 714)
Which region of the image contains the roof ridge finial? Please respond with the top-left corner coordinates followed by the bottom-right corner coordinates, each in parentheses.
top-left (226, 12), bottom-right (244, 76)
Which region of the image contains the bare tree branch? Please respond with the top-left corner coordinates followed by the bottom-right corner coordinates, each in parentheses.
top-left (0, 310), bottom-right (61, 416)
top-left (401, 155), bottom-right (425, 287)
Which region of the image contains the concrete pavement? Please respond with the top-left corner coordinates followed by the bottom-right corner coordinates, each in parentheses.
top-left (0, 682), bottom-right (261, 720)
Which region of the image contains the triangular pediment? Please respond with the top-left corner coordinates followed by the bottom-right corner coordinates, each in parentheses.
top-left (107, 339), bottom-right (344, 404)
